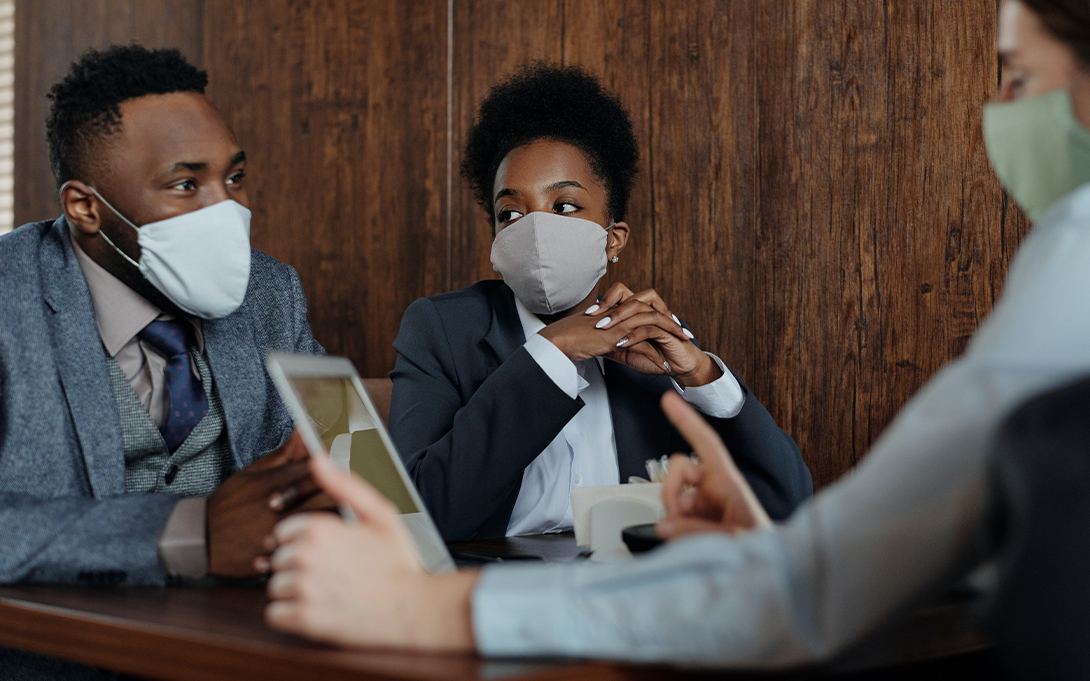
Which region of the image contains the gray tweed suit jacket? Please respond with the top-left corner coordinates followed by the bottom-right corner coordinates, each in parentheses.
top-left (0, 217), bottom-right (323, 586)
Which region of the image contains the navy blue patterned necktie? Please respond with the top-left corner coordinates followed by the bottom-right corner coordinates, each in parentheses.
top-left (138, 319), bottom-right (209, 451)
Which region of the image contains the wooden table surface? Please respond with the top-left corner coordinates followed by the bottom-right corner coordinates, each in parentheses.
top-left (0, 534), bottom-right (996, 681)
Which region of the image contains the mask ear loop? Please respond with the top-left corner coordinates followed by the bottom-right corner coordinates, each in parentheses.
top-left (59, 181), bottom-right (143, 269)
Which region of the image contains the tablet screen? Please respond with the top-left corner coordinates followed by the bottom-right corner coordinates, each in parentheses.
top-left (284, 375), bottom-right (419, 515)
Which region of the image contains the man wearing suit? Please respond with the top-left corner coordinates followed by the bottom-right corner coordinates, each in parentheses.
top-left (0, 45), bottom-right (323, 677)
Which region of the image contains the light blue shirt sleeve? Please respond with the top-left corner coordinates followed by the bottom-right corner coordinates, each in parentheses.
top-left (471, 185), bottom-right (1090, 667)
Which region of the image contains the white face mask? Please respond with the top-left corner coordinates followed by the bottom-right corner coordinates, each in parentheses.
top-left (80, 187), bottom-right (252, 319)
top-left (490, 211), bottom-right (611, 316)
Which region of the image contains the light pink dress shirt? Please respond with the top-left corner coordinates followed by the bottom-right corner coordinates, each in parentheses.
top-left (71, 234), bottom-right (209, 579)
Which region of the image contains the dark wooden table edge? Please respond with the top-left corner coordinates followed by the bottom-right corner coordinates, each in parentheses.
top-left (0, 591), bottom-right (673, 681)
top-left (0, 584), bottom-right (996, 681)
top-left (0, 593), bottom-right (473, 681)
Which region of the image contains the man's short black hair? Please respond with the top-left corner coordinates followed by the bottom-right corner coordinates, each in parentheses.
top-left (461, 62), bottom-right (640, 225)
top-left (46, 44), bottom-right (208, 188)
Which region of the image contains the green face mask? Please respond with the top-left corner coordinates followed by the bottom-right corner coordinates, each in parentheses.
top-left (983, 88), bottom-right (1090, 222)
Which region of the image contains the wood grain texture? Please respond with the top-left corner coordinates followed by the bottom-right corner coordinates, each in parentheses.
top-left (561, 0), bottom-right (655, 295)
top-left (750, 0), bottom-right (1029, 486)
top-left (13, 0), bottom-right (1028, 488)
top-left (646, 0), bottom-right (760, 410)
top-left (449, 0), bottom-right (564, 288)
top-left (13, 0), bottom-right (204, 226)
top-left (203, 0), bottom-right (448, 377)
top-left (0, 584), bottom-right (588, 681)
top-left (0, 577), bottom-right (996, 679)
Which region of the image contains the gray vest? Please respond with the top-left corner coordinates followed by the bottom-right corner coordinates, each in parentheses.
top-left (105, 343), bottom-right (234, 496)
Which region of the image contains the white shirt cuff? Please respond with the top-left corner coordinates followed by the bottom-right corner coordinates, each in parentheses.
top-left (671, 353), bottom-right (745, 418)
top-left (158, 496), bottom-right (209, 579)
top-left (523, 333), bottom-right (580, 399)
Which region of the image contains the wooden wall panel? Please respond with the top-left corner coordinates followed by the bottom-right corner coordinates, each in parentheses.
top-left (751, 0), bottom-right (876, 488)
top-left (449, 0), bottom-right (564, 288)
top-left (13, 0), bottom-right (204, 226)
top-left (561, 1), bottom-right (654, 295)
top-left (203, 0), bottom-right (448, 377)
top-left (647, 0), bottom-right (760, 407)
top-left (750, 0), bottom-right (1029, 487)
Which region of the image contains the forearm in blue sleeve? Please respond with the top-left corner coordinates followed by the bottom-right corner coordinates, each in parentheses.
top-left (473, 530), bottom-right (827, 666)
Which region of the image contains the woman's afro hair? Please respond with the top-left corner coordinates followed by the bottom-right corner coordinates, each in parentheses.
top-left (461, 62), bottom-right (640, 224)
top-left (46, 44), bottom-right (208, 187)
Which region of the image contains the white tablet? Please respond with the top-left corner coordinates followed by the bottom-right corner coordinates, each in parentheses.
top-left (266, 353), bottom-right (455, 573)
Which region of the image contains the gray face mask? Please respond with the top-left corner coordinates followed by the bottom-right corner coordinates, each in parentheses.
top-left (490, 211), bottom-right (611, 316)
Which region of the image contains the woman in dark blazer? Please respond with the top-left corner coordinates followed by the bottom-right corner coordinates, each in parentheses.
top-left (390, 64), bottom-right (812, 542)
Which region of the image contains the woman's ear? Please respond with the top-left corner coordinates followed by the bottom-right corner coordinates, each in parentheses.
top-left (60, 181), bottom-right (104, 236)
top-left (607, 222), bottom-right (630, 261)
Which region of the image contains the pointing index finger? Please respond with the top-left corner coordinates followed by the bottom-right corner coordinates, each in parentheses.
top-left (660, 392), bottom-right (732, 472)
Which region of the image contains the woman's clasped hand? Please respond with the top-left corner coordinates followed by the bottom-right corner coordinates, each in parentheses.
top-left (538, 283), bottom-right (724, 388)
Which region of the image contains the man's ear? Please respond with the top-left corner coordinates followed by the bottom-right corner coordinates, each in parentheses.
top-left (607, 222), bottom-right (630, 261)
top-left (59, 180), bottom-right (104, 235)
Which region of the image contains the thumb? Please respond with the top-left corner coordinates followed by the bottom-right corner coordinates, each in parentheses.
top-left (308, 454), bottom-right (401, 531)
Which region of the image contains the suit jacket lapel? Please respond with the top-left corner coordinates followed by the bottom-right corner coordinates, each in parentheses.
top-left (605, 362), bottom-right (676, 481)
top-left (40, 219), bottom-right (126, 497)
top-left (482, 282), bottom-right (526, 365)
top-left (203, 312), bottom-right (265, 469)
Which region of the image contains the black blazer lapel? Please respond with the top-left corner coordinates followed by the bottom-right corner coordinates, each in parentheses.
top-left (605, 362), bottom-right (677, 482)
top-left (40, 220), bottom-right (126, 497)
top-left (482, 282), bottom-right (526, 365)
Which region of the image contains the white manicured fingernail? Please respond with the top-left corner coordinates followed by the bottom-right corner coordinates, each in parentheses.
top-left (595, 317), bottom-right (611, 329)
top-left (616, 338), bottom-right (629, 347)
top-left (672, 314), bottom-right (681, 324)
top-left (664, 361), bottom-right (671, 371)
top-left (585, 304), bottom-right (600, 315)
top-left (683, 328), bottom-right (695, 339)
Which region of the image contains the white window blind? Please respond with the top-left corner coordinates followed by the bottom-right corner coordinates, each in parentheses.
top-left (0, 0), bottom-right (13, 234)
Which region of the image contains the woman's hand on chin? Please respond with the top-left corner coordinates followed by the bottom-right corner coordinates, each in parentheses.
top-left (584, 284), bottom-right (723, 387)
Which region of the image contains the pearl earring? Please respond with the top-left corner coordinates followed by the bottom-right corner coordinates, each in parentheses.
top-left (610, 256), bottom-right (619, 263)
